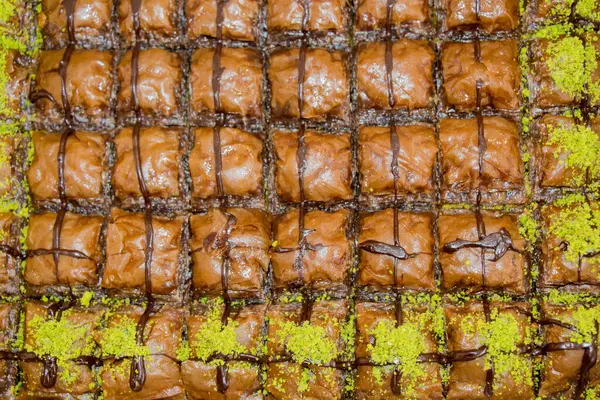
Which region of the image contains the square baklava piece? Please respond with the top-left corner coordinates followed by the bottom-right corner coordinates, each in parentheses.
top-left (445, 299), bottom-right (535, 399)
top-left (358, 209), bottom-right (435, 290)
top-left (0, 213), bottom-right (21, 294)
top-left (359, 124), bottom-right (437, 198)
top-left (117, 48), bottom-right (184, 122)
top-left (187, 0), bottom-right (259, 42)
top-left (266, 298), bottom-right (350, 399)
top-left (25, 211), bottom-right (104, 289)
top-left (355, 296), bottom-right (444, 398)
top-left (438, 211), bottom-right (528, 294)
top-left (441, 40), bottom-right (520, 111)
top-left (28, 131), bottom-right (107, 201)
top-left (355, 0), bottom-right (430, 33)
top-left (273, 129), bottom-right (352, 202)
top-left (39, 0), bottom-right (114, 47)
top-left (357, 40), bottom-right (435, 111)
top-left (33, 49), bottom-right (115, 126)
top-left (441, 0), bottom-right (519, 32)
top-left (103, 209), bottom-right (183, 295)
top-left (189, 127), bottom-right (263, 199)
top-left (118, 0), bottom-right (182, 46)
top-left (97, 305), bottom-right (184, 399)
top-left (112, 126), bottom-right (181, 200)
top-left (190, 47), bottom-right (263, 121)
top-left (1, 49), bottom-right (30, 119)
top-left (535, 115), bottom-right (600, 189)
top-left (188, 208), bottom-right (270, 296)
top-left (271, 209), bottom-right (350, 290)
top-left (269, 48), bottom-right (349, 121)
top-left (540, 196), bottom-right (600, 288)
top-left (439, 117), bottom-right (523, 200)
top-left (267, 0), bottom-right (348, 35)
top-left (182, 300), bottom-right (265, 398)
top-left (20, 301), bottom-right (102, 397)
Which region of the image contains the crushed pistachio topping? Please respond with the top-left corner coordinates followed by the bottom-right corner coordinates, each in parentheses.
top-left (545, 36), bottom-right (600, 102)
top-left (176, 339), bottom-right (191, 362)
top-left (519, 206), bottom-right (540, 245)
top-left (98, 315), bottom-right (149, 358)
top-left (191, 300), bottom-right (245, 361)
top-left (26, 313), bottom-right (96, 385)
top-left (546, 289), bottom-right (595, 305)
top-left (274, 320), bottom-right (338, 364)
top-left (80, 291), bottom-right (94, 307)
top-left (564, 305), bottom-right (600, 344)
top-left (577, 0), bottom-right (600, 20)
top-left (547, 195), bottom-right (600, 263)
top-left (586, 386), bottom-right (600, 400)
top-left (547, 123), bottom-right (600, 185)
top-left (479, 309), bottom-right (533, 388)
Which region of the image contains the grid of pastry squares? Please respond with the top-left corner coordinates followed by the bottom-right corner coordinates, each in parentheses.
top-left (1, 0), bottom-right (600, 397)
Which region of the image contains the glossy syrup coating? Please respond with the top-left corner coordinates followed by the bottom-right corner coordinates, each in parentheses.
top-left (113, 127), bottom-right (180, 199)
top-left (442, 40), bottom-right (520, 111)
top-left (28, 131), bottom-right (107, 200)
top-left (273, 130), bottom-right (352, 202)
top-left (271, 209), bottom-right (350, 289)
top-left (440, 117), bottom-right (523, 194)
top-left (103, 209), bottom-right (183, 294)
top-left (188, 208), bottom-right (270, 296)
top-left (357, 40), bottom-right (435, 111)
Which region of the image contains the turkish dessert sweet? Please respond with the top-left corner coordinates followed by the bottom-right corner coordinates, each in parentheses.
top-left (3, 0), bottom-right (600, 396)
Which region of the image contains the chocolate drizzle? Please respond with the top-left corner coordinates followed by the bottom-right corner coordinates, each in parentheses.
top-left (126, 0), bottom-right (154, 392)
top-left (206, 0), bottom-right (238, 393)
top-left (26, 0), bottom-right (80, 388)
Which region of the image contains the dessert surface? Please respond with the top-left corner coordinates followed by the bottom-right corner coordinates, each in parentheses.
top-left (1, 0), bottom-right (600, 398)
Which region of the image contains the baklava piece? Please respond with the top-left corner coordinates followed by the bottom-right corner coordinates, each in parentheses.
top-left (438, 212), bottom-right (527, 294)
top-left (189, 127), bottom-right (263, 199)
top-left (112, 126), bottom-right (180, 199)
top-left (538, 301), bottom-right (600, 398)
top-left (0, 134), bottom-right (16, 197)
top-left (25, 212), bottom-right (103, 288)
top-left (269, 48), bottom-right (349, 121)
top-left (1, 49), bottom-right (30, 118)
top-left (273, 130), bottom-right (352, 202)
top-left (357, 40), bottom-right (435, 111)
top-left (439, 117), bottom-right (523, 197)
top-left (0, 214), bottom-right (20, 294)
top-left (0, 302), bottom-right (18, 395)
top-left (103, 209), bottom-right (183, 295)
top-left (355, 0), bottom-right (430, 33)
top-left (358, 125), bottom-right (437, 197)
top-left (355, 297), bottom-right (444, 398)
top-left (266, 299), bottom-right (349, 399)
top-left (28, 131), bottom-right (107, 201)
top-left (118, 0), bottom-right (182, 45)
top-left (33, 49), bottom-right (115, 125)
top-left (97, 306), bottom-right (184, 400)
top-left (358, 209), bottom-right (435, 290)
top-left (531, 38), bottom-right (600, 108)
top-left (441, 40), bottom-right (520, 111)
top-left (190, 47), bottom-right (263, 120)
top-left (445, 299), bottom-right (535, 399)
top-left (188, 208), bottom-right (270, 296)
top-left (182, 300), bottom-right (265, 399)
top-left (39, 0), bottom-right (114, 47)
top-left (267, 0), bottom-right (348, 34)
top-left (540, 196), bottom-right (600, 288)
top-left (535, 115), bottom-right (600, 188)
top-left (441, 0), bottom-right (519, 32)
top-left (271, 209), bottom-right (350, 290)
top-left (117, 48), bottom-right (183, 121)
top-left (187, 0), bottom-right (259, 42)
top-left (20, 301), bottom-right (102, 397)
